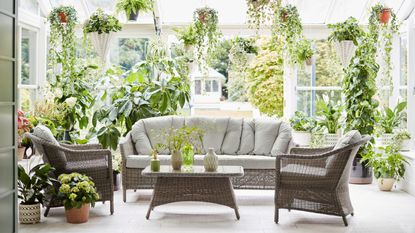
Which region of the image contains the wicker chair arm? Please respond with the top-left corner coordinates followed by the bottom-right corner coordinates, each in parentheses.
top-left (289, 146), bottom-right (334, 155)
top-left (60, 143), bottom-right (103, 150)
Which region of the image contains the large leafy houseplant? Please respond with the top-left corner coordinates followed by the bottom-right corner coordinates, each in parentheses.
top-left (376, 101), bottom-right (406, 134)
top-left (115, 0), bottom-right (153, 20)
top-left (92, 39), bottom-right (190, 150)
top-left (83, 9), bottom-right (122, 34)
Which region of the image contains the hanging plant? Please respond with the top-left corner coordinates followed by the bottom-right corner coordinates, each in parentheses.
top-left (369, 4), bottom-right (399, 103)
top-left (246, 0), bottom-right (278, 30)
top-left (273, 4), bottom-right (303, 64)
top-left (83, 9), bottom-right (122, 34)
top-left (193, 7), bottom-right (221, 70)
top-left (294, 38), bottom-right (314, 65)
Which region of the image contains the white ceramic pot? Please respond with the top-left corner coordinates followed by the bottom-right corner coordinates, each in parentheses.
top-left (377, 178), bottom-right (395, 191)
top-left (378, 133), bottom-right (394, 146)
top-left (325, 133), bottom-right (339, 146)
top-left (400, 139), bottom-right (412, 151)
top-left (292, 131), bottom-right (312, 146)
top-left (204, 148), bottom-right (218, 172)
top-left (19, 203), bottom-right (41, 224)
top-left (334, 40), bottom-right (356, 67)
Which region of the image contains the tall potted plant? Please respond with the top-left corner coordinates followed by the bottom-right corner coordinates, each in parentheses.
top-left (376, 101), bottom-right (407, 146)
top-left (58, 173), bottom-right (100, 224)
top-left (17, 164), bottom-right (55, 224)
top-left (289, 111), bottom-right (317, 146)
top-left (115, 0), bottom-right (153, 21)
top-left (316, 95), bottom-right (342, 146)
top-left (362, 145), bottom-right (408, 191)
top-left (83, 9), bottom-right (122, 64)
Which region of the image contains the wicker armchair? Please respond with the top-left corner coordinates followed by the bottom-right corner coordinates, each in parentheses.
top-left (275, 136), bottom-right (371, 226)
top-left (26, 130), bottom-right (114, 217)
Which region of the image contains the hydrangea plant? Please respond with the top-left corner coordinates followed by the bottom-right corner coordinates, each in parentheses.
top-left (58, 173), bottom-right (99, 209)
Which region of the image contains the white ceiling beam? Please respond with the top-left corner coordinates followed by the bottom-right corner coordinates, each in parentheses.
top-left (80, 0), bottom-right (90, 17)
top-left (397, 0), bottom-right (415, 20)
top-left (358, 0), bottom-right (376, 24)
top-left (324, 0), bottom-right (339, 24)
top-left (38, 0), bottom-right (52, 17)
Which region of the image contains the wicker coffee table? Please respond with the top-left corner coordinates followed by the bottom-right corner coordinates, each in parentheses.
top-left (142, 165), bottom-right (244, 220)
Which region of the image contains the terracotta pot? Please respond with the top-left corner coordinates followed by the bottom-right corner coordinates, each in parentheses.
top-left (171, 150), bottom-right (182, 171)
top-left (377, 178), bottom-right (395, 191)
top-left (17, 147), bottom-right (25, 161)
top-left (379, 8), bottom-right (391, 24)
top-left (58, 11), bottom-right (67, 23)
top-left (65, 204), bottom-right (90, 224)
top-left (113, 172), bottom-right (120, 191)
top-left (19, 203), bottom-right (41, 224)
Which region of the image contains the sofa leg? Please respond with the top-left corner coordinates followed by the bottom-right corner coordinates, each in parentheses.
top-left (351, 212), bottom-right (354, 216)
top-left (110, 199), bottom-right (114, 215)
top-left (274, 208), bottom-right (279, 224)
top-left (123, 188), bottom-right (127, 203)
top-left (342, 216), bottom-right (348, 227)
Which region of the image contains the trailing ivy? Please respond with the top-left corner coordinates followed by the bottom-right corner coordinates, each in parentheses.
top-left (246, 0), bottom-right (279, 31)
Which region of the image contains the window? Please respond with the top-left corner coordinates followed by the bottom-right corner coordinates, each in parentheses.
top-left (195, 80), bottom-right (201, 95)
top-left (400, 34), bottom-right (408, 102)
top-left (110, 38), bottom-right (148, 71)
top-left (205, 80), bottom-right (219, 93)
top-left (296, 40), bottom-right (343, 116)
top-left (19, 28), bottom-right (38, 112)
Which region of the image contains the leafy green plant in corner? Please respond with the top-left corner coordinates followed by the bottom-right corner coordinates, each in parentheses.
top-left (115, 0), bottom-right (153, 19)
top-left (376, 101), bottom-right (406, 134)
top-left (18, 163), bottom-right (56, 205)
top-left (328, 17), bottom-right (364, 45)
top-left (289, 111), bottom-right (317, 132)
top-left (316, 94), bottom-right (342, 134)
top-left (83, 8), bottom-right (122, 34)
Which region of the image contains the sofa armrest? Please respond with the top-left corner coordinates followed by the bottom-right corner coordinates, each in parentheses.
top-left (119, 132), bottom-right (136, 159)
top-left (289, 146), bottom-right (334, 155)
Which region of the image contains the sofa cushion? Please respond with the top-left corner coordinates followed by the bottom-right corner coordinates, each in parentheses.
top-left (253, 119), bottom-right (281, 156)
top-left (237, 119), bottom-right (255, 155)
top-left (271, 122), bottom-right (292, 155)
top-left (125, 154), bottom-right (277, 170)
top-left (32, 125), bottom-right (67, 169)
top-left (142, 116), bottom-right (173, 154)
top-left (185, 117), bottom-right (229, 154)
top-left (130, 120), bottom-right (152, 155)
top-left (221, 118), bottom-right (243, 154)
top-left (333, 130), bottom-right (361, 150)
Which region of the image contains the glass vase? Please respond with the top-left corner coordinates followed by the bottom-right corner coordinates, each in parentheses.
top-left (182, 144), bottom-right (194, 169)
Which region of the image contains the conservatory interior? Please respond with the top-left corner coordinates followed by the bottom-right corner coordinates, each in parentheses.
top-left (2, 0), bottom-right (415, 232)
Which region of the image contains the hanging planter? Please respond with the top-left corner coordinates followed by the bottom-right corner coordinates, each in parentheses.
top-left (48, 6), bottom-right (77, 26)
top-left (129, 11), bottom-right (139, 21)
top-left (379, 8), bottom-right (391, 24)
top-left (246, 0), bottom-right (273, 30)
top-left (58, 11), bottom-right (68, 23)
top-left (334, 40), bottom-right (356, 67)
top-left (115, 0), bottom-right (153, 22)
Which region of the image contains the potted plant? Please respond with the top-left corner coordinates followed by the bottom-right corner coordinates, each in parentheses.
top-left (58, 173), bottom-right (100, 224)
top-left (17, 110), bottom-right (33, 160)
top-left (379, 7), bottom-right (392, 24)
top-left (48, 6), bottom-right (77, 24)
top-left (393, 129), bottom-right (412, 151)
top-left (112, 154), bottom-right (122, 191)
top-left (289, 111), bottom-right (317, 146)
top-left (174, 24), bottom-right (198, 52)
top-left (17, 163), bottom-right (56, 224)
top-left (150, 148), bottom-right (160, 172)
top-left (328, 17), bottom-right (364, 67)
top-left (246, 0), bottom-right (273, 30)
top-left (115, 0), bottom-right (153, 21)
top-left (294, 38), bottom-right (314, 65)
top-left (362, 145), bottom-right (408, 191)
top-left (376, 101), bottom-right (407, 146)
top-left (316, 95), bottom-right (342, 146)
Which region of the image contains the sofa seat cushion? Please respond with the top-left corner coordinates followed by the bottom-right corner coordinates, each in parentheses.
top-left (125, 154), bottom-right (277, 170)
top-left (280, 164), bottom-right (328, 187)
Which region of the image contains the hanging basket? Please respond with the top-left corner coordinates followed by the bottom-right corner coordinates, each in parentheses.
top-left (379, 8), bottom-right (391, 24)
top-left (334, 40), bottom-right (356, 67)
top-left (89, 32), bottom-right (113, 64)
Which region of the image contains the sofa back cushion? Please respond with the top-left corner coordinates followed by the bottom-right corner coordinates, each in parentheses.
top-left (130, 120), bottom-right (153, 155)
top-left (271, 121), bottom-right (292, 155)
top-left (253, 119), bottom-right (281, 155)
top-left (221, 118), bottom-right (243, 154)
top-left (237, 119), bottom-right (255, 155)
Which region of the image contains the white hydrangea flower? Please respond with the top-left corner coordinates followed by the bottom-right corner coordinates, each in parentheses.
top-left (65, 97), bottom-right (77, 107)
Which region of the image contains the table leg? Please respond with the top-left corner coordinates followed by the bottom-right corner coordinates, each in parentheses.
top-left (226, 178), bottom-right (240, 220)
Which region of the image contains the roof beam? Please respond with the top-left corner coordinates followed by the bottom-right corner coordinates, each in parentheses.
top-left (358, 0), bottom-right (376, 24)
top-left (38, 0), bottom-right (52, 17)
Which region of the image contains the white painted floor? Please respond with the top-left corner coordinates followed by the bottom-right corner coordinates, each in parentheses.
top-left (19, 184), bottom-right (415, 233)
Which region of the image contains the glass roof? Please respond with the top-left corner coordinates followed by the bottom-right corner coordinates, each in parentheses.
top-left (45, 0), bottom-right (409, 25)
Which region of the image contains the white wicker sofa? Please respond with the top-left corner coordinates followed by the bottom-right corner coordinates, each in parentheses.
top-left (119, 116), bottom-right (293, 202)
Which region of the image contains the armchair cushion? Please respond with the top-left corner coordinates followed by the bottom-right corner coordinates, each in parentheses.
top-left (271, 122), bottom-right (292, 155)
top-left (334, 130), bottom-right (361, 150)
top-left (131, 120), bottom-right (153, 155)
top-left (32, 125), bottom-right (67, 166)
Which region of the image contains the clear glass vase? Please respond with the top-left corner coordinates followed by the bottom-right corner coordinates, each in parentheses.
top-left (182, 144), bottom-right (194, 168)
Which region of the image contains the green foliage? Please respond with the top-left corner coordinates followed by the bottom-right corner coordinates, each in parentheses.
top-left (328, 17), bottom-right (364, 45)
top-left (247, 37), bottom-right (284, 116)
top-left (114, 38), bottom-right (148, 71)
top-left (314, 40), bottom-right (343, 86)
top-left (233, 37), bottom-right (258, 54)
top-left (92, 39), bottom-right (191, 150)
top-left (17, 163), bottom-right (56, 205)
top-left (246, 0), bottom-right (278, 30)
top-left (115, 0), bottom-right (153, 18)
top-left (209, 39), bottom-right (232, 78)
top-left (173, 24), bottom-right (198, 47)
top-left (294, 38), bottom-right (314, 64)
top-left (361, 145), bottom-right (408, 180)
top-left (316, 95), bottom-right (342, 134)
top-left (58, 173), bottom-right (100, 210)
top-left (157, 126), bottom-right (204, 153)
top-left (376, 101), bottom-right (407, 134)
top-left (193, 7), bottom-right (221, 70)
top-left (83, 8), bottom-right (122, 34)
top-left (289, 111), bottom-right (317, 132)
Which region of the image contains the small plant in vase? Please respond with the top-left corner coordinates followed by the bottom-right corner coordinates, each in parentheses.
top-left (115, 0), bottom-right (153, 21)
top-left (58, 173), bottom-right (100, 224)
top-left (376, 101), bottom-right (407, 146)
top-left (361, 145), bottom-right (408, 191)
top-left (289, 111), bottom-right (317, 146)
top-left (18, 164), bottom-right (56, 224)
top-left (150, 147), bottom-right (160, 172)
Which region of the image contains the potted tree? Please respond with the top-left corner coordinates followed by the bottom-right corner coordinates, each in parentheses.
top-left (17, 164), bottom-right (55, 224)
top-left (115, 0), bottom-right (153, 21)
top-left (83, 8), bottom-right (122, 64)
top-left (316, 95), bottom-right (342, 146)
top-left (328, 17), bottom-right (364, 67)
top-left (362, 145), bottom-right (408, 191)
top-left (289, 111), bottom-right (317, 146)
top-left (376, 101), bottom-right (407, 146)
top-left (58, 173), bottom-right (100, 224)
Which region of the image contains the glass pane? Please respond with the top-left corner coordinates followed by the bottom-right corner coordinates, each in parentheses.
top-left (21, 29), bottom-right (37, 85)
top-left (315, 40), bottom-right (343, 86)
top-left (297, 90), bottom-right (341, 116)
top-left (110, 38), bottom-right (148, 71)
top-left (297, 65), bottom-right (312, 86)
top-left (400, 35), bottom-right (408, 86)
top-left (195, 80), bottom-right (201, 95)
top-left (212, 80), bottom-right (219, 92)
top-left (19, 89), bottom-right (36, 112)
top-left (205, 80), bottom-right (212, 92)
top-left (19, 0), bottom-right (39, 15)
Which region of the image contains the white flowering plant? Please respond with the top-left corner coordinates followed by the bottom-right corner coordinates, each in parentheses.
top-left (112, 154), bottom-right (122, 173)
top-left (58, 173), bottom-right (100, 210)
